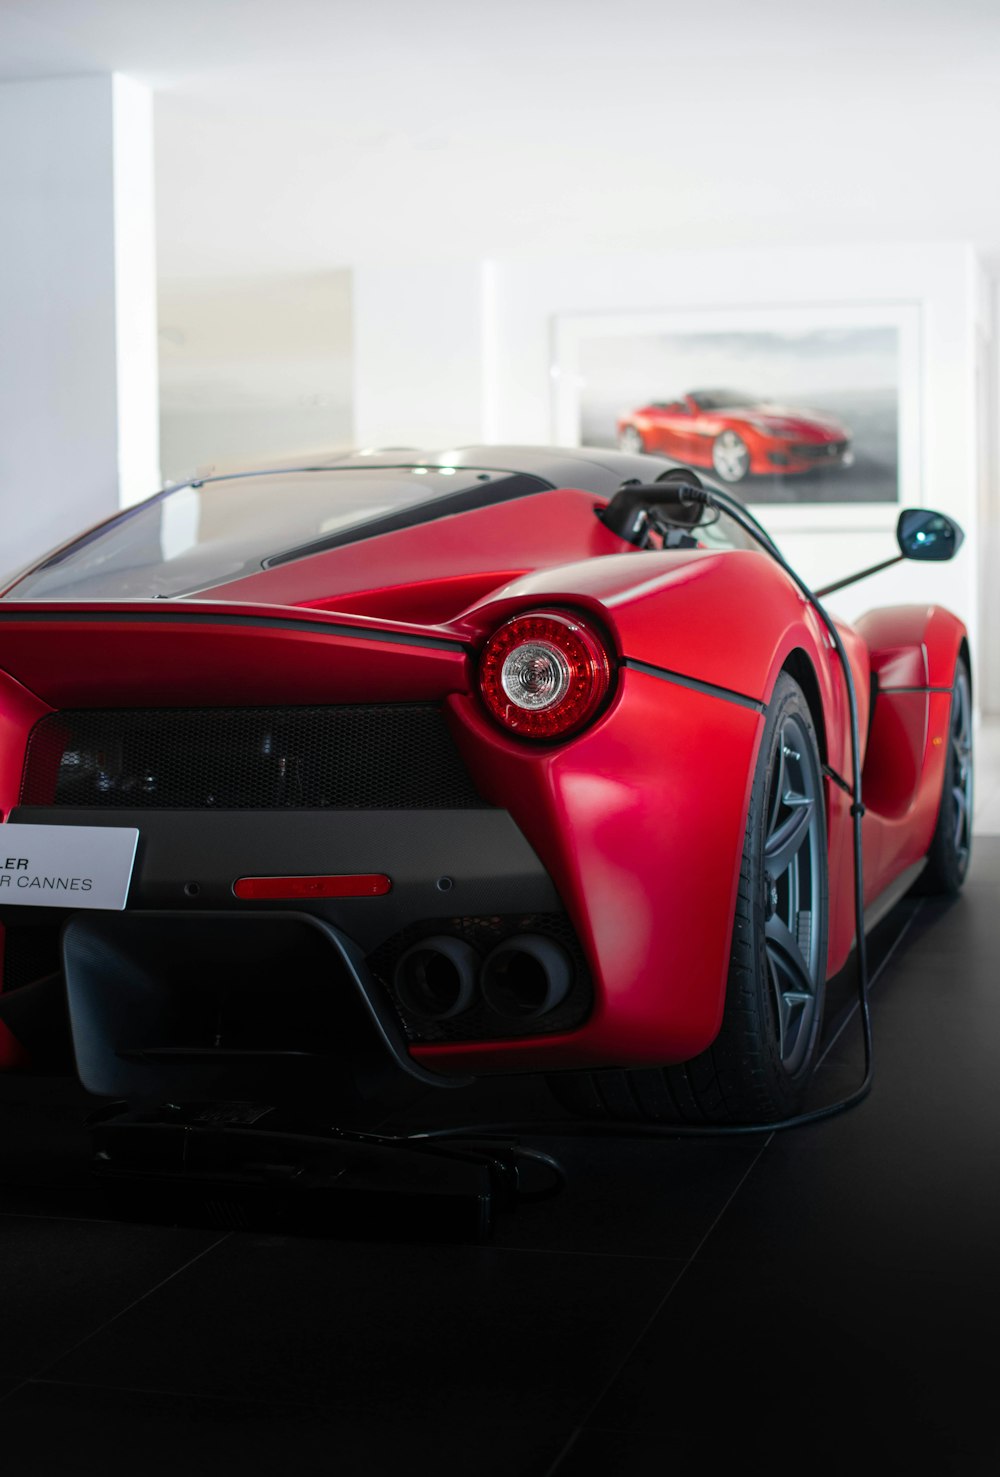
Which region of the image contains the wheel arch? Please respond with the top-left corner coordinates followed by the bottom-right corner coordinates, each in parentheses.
top-left (780, 647), bottom-right (828, 765)
top-left (855, 604), bottom-right (968, 691)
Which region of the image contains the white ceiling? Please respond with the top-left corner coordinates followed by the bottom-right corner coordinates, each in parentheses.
top-left (2, 0), bottom-right (1000, 279)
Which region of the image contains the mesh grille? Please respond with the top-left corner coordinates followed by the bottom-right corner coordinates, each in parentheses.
top-left (2, 925), bottom-right (62, 993)
top-left (20, 704), bottom-right (488, 811)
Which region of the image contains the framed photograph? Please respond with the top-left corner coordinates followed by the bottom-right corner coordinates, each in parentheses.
top-left (551, 303), bottom-right (922, 532)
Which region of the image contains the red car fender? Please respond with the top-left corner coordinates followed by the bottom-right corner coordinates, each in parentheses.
top-left (457, 548), bottom-right (839, 713)
top-left (413, 670), bottom-right (764, 1073)
top-left (419, 553), bottom-right (870, 1073)
top-left (456, 546), bottom-right (864, 987)
top-left (855, 604), bottom-right (969, 690)
top-left (854, 604), bottom-right (969, 898)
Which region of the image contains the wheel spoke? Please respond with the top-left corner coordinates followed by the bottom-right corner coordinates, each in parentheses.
top-left (947, 670), bottom-right (973, 863)
top-left (952, 785), bottom-right (968, 850)
top-left (755, 702), bottom-right (826, 1082)
top-left (765, 915), bottom-right (816, 1067)
top-left (775, 990), bottom-right (811, 1059)
top-left (765, 914), bottom-right (815, 999)
top-left (765, 796), bottom-right (815, 879)
top-left (766, 735), bottom-right (786, 835)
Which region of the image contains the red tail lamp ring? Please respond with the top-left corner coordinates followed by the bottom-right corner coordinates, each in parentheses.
top-left (479, 610), bottom-right (612, 739)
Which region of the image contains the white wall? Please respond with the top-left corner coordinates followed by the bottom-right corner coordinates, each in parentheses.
top-left (978, 265), bottom-right (1000, 713)
top-left (353, 262), bottom-right (486, 453)
top-left (158, 271), bottom-right (353, 483)
top-left (0, 74), bottom-right (158, 577)
top-left (355, 243), bottom-right (985, 701)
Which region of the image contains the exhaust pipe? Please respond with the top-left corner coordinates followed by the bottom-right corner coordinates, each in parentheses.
top-left (480, 934), bottom-right (572, 1020)
top-left (393, 936), bottom-right (480, 1020)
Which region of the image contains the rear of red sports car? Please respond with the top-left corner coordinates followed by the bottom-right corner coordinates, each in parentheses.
top-left (0, 449), bottom-right (829, 1110)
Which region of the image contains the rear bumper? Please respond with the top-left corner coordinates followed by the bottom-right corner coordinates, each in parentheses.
top-left (0, 806), bottom-right (587, 1090)
top-left (5, 805), bottom-right (558, 952)
top-left (0, 668), bottom-right (764, 1082)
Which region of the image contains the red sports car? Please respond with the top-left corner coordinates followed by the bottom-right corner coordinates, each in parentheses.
top-left (0, 446), bottom-right (970, 1126)
top-left (617, 389), bottom-right (853, 483)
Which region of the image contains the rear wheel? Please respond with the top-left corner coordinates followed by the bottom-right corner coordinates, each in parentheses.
top-left (548, 673), bottom-right (829, 1124)
top-left (917, 655), bottom-right (973, 895)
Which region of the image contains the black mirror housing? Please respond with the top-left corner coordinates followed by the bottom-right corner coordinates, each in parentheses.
top-left (896, 509), bottom-right (964, 562)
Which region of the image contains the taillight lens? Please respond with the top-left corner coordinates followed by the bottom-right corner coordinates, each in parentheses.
top-left (478, 610), bottom-right (612, 739)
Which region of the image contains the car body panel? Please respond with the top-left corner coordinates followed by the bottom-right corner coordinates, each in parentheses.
top-left (0, 447), bottom-right (967, 1090)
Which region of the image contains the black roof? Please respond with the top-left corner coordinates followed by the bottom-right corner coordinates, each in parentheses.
top-left (191, 444), bottom-right (683, 501)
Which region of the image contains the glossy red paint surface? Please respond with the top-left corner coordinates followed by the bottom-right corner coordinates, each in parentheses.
top-left (198, 488), bottom-right (626, 618)
top-left (417, 671), bottom-right (763, 1070)
top-left (0, 602), bottom-right (468, 708)
top-left (618, 394), bottom-right (851, 480)
top-left (0, 465), bottom-right (968, 1078)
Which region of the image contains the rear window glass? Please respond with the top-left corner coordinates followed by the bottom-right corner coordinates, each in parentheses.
top-left (4, 467), bottom-right (533, 601)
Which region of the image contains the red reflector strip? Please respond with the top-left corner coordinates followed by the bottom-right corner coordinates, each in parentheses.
top-left (233, 874), bottom-right (391, 900)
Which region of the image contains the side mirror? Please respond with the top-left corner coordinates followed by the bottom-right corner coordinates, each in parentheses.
top-left (896, 508), bottom-right (964, 562)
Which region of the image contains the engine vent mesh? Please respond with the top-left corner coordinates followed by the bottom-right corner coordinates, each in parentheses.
top-left (19, 703), bottom-right (489, 811)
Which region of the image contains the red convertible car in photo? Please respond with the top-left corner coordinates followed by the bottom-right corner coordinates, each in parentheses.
top-left (0, 445), bottom-right (970, 1127)
top-left (617, 389), bottom-right (853, 483)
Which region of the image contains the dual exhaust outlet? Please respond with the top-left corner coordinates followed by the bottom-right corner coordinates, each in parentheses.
top-left (393, 933), bottom-right (573, 1023)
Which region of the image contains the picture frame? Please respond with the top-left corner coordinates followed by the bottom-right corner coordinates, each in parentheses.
top-left (551, 302), bottom-right (923, 534)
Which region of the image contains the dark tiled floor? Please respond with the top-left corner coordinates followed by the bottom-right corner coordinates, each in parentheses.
top-left (1, 842), bottom-right (998, 1475)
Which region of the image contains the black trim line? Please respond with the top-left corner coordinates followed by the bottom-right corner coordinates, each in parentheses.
top-left (622, 657), bottom-right (766, 713)
top-left (263, 472), bottom-right (553, 568)
top-left (0, 608), bottom-right (468, 653)
top-left (878, 685), bottom-right (954, 695)
top-left (309, 918), bottom-right (473, 1088)
top-left (822, 763), bottom-right (854, 796)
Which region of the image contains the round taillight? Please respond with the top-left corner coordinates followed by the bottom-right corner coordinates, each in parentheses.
top-left (478, 610), bottom-right (612, 739)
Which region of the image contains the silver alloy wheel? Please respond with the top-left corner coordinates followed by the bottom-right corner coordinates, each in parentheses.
top-left (950, 666), bottom-right (974, 869)
top-left (711, 429), bottom-right (751, 483)
top-left (762, 714), bottom-right (825, 1076)
top-left (618, 425), bottom-right (645, 454)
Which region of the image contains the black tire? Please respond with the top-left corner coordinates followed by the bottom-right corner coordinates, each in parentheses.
top-left (618, 424), bottom-right (645, 455)
top-left (711, 428), bottom-right (751, 484)
top-left (548, 672), bottom-right (829, 1124)
top-left (915, 655), bottom-right (973, 895)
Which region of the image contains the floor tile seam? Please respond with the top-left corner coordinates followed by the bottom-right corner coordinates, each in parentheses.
top-left (464, 1241), bottom-right (691, 1266)
top-left (15, 1373), bottom-right (591, 1448)
top-left (10, 1373), bottom-right (332, 1414)
top-left (0, 1210), bottom-right (685, 1263)
top-left (0, 1209), bottom-right (143, 1228)
top-left (814, 899), bottom-right (924, 1072)
top-left (0, 1230), bottom-right (232, 1404)
top-left (542, 1424), bottom-right (585, 1476)
top-left (548, 1133), bottom-right (774, 1444)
